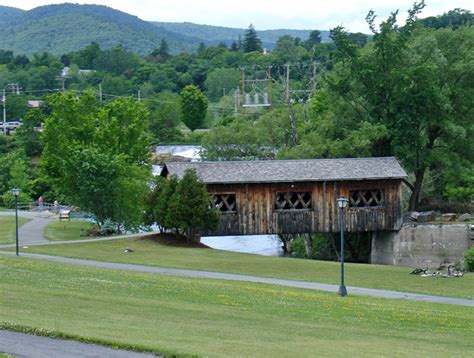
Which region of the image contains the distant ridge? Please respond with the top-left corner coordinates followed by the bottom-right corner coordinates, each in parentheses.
top-left (0, 3), bottom-right (327, 56)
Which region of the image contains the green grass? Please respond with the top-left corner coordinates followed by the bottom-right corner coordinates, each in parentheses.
top-left (14, 237), bottom-right (474, 299)
top-left (44, 220), bottom-right (95, 241)
top-left (1, 255), bottom-right (472, 357)
top-left (0, 217), bottom-right (31, 244)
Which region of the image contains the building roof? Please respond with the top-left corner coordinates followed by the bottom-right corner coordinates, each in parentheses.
top-left (161, 157), bottom-right (407, 184)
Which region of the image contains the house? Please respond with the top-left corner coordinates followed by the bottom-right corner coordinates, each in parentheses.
top-left (161, 157), bottom-right (407, 236)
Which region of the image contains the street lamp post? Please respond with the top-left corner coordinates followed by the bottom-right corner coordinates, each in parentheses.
top-left (12, 187), bottom-right (20, 256)
top-left (336, 197), bottom-right (349, 296)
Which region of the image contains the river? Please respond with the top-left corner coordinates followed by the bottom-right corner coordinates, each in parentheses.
top-left (201, 235), bottom-right (283, 256)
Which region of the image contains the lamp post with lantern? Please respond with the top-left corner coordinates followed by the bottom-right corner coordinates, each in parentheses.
top-left (336, 197), bottom-right (349, 296)
top-left (11, 187), bottom-right (20, 256)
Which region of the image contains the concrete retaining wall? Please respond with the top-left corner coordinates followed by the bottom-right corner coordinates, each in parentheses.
top-left (371, 224), bottom-right (472, 267)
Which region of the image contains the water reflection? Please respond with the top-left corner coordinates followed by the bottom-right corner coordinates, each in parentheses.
top-left (201, 235), bottom-right (283, 256)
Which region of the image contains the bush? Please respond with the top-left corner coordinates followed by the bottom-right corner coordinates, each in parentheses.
top-left (464, 247), bottom-right (474, 272)
top-left (1, 191), bottom-right (32, 209)
top-left (99, 219), bottom-right (118, 236)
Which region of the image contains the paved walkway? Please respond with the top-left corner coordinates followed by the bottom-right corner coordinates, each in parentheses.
top-left (0, 211), bottom-right (150, 249)
top-left (0, 210), bottom-right (55, 245)
top-left (0, 330), bottom-right (157, 358)
top-left (1, 251), bottom-right (472, 307)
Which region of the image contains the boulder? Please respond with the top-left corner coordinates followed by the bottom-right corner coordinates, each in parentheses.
top-left (441, 213), bottom-right (457, 222)
top-left (417, 211), bottom-right (437, 223)
top-left (404, 211), bottom-right (419, 222)
top-left (458, 213), bottom-right (472, 222)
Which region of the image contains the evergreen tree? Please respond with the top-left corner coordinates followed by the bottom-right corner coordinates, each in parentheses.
top-left (151, 38), bottom-right (171, 61)
top-left (168, 169), bottom-right (220, 240)
top-left (243, 24), bottom-right (262, 53)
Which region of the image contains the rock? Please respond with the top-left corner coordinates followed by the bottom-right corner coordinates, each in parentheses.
top-left (458, 213), bottom-right (472, 222)
top-left (417, 211), bottom-right (437, 223)
top-left (441, 213), bottom-right (457, 222)
top-left (404, 211), bottom-right (419, 221)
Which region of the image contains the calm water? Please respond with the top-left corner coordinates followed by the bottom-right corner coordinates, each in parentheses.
top-left (201, 235), bottom-right (283, 256)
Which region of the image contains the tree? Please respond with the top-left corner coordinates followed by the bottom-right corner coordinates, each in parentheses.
top-left (167, 169), bottom-right (220, 239)
top-left (14, 108), bottom-right (44, 156)
top-left (326, 2), bottom-right (474, 209)
top-left (151, 38), bottom-right (171, 62)
top-left (0, 49), bottom-right (13, 65)
top-left (40, 91), bottom-right (151, 230)
top-left (204, 67), bottom-right (240, 102)
top-left (0, 150), bottom-right (33, 207)
top-left (304, 30), bottom-right (321, 49)
top-left (180, 84), bottom-right (208, 131)
top-left (147, 91), bottom-right (182, 143)
top-left (146, 170), bottom-right (220, 240)
top-left (153, 175), bottom-right (179, 232)
top-left (243, 24), bottom-right (262, 53)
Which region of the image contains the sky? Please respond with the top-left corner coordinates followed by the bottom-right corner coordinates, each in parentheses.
top-left (2, 1), bottom-right (472, 32)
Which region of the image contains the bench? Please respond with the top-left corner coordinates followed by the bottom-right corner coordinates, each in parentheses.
top-left (59, 209), bottom-right (71, 221)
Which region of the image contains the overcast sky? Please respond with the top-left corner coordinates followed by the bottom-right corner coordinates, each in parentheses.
top-left (3, 1), bottom-right (473, 32)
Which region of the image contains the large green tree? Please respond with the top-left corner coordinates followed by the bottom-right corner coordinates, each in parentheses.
top-left (243, 24), bottom-right (262, 53)
top-left (326, 2), bottom-right (474, 209)
top-left (40, 91), bottom-right (151, 230)
top-left (167, 169), bottom-right (220, 239)
top-left (180, 84), bottom-right (208, 131)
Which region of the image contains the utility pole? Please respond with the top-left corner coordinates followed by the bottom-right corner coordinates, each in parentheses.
top-left (286, 63), bottom-right (290, 103)
top-left (312, 62), bottom-right (317, 93)
top-left (234, 87), bottom-right (239, 114)
top-left (2, 83), bottom-right (21, 135)
top-left (2, 89), bottom-right (5, 136)
top-left (241, 68), bottom-right (245, 114)
top-left (137, 90), bottom-right (141, 102)
top-left (99, 83), bottom-right (102, 102)
top-left (268, 66), bottom-right (272, 108)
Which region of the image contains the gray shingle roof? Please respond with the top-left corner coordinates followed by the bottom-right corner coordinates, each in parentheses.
top-left (162, 157), bottom-right (407, 184)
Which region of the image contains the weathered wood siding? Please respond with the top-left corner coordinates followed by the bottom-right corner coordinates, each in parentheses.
top-left (206, 179), bottom-right (403, 236)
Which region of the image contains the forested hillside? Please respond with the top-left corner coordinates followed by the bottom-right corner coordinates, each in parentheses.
top-left (152, 22), bottom-right (331, 48)
top-left (0, 4), bottom-right (195, 55)
top-left (0, 4), bottom-right (325, 56)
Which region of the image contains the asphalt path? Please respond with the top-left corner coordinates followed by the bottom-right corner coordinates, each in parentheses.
top-left (0, 330), bottom-right (157, 358)
top-left (0, 210), bottom-right (151, 249)
top-left (1, 251), bottom-right (473, 307)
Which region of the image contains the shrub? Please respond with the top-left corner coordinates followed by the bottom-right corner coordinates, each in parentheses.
top-left (464, 247), bottom-right (474, 272)
top-left (1, 191), bottom-right (32, 209)
top-left (99, 219), bottom-right (118, 236)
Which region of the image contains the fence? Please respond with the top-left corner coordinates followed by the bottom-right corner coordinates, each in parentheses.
top-left (13, 201), bottom-right (92, 220)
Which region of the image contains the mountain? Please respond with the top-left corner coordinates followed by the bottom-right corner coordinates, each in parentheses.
top-left (0, 3), bottom-right (327, 56)
top-left (152, 22), bottom-right (331, 49)
top-left (0, 4), bottom-right (196, 56)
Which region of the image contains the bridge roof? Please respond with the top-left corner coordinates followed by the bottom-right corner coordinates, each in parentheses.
top-left (161, 157), bottom-right (407, 184)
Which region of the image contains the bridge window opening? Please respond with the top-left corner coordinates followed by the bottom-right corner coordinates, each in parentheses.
top-left (349, 189), bottom-right (384, 208)
top-left (274, 192), bottom-right (312, 210)
top-left (211, 194), bottom-right (236, 213)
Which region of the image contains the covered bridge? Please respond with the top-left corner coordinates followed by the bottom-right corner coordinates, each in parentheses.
top-left (161, 157), bottom-right (407, 236)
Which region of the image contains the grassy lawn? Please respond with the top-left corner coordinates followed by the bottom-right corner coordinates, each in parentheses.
top-left (1, 255), bottom-right (472, 357)
top-left (13, 237), bottom-right (474, 299)
top-left (44, 220), bottom-right (95, 241)
top-left (0, 217), bottom-right (31, 244)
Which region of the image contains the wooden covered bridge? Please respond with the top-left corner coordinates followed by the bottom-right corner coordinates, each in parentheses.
top-left (161, 157), bottom-right (407, 237)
